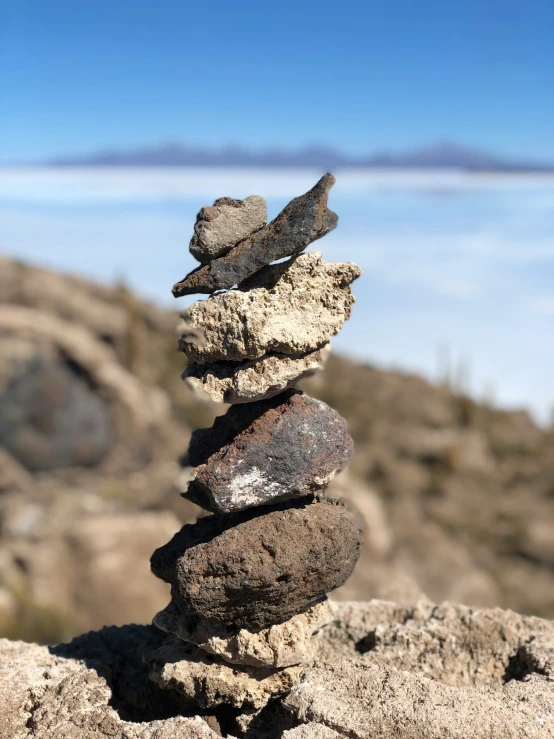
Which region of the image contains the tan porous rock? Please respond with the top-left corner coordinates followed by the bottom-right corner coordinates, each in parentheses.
top-left (284, 660), bottom-right (554, 739)
top-left (148, 638), bottom-right (301, 710)
top-left (0, 630), bottom-right (221, 739)
top-left (295, 600), bottom-right (554, 737)
top-left (189, 195), bottom-right (267, 263)
top-left (283, 727), bottom-right (345, 739)
top-left (153, 599), bottom-right (334, 668)
top-left (183, 345), bottom-right (329, 404)
top-left (179, 252), bottom-right (361, 364)
top-left (316, 599), bottom-right (554, 684)
top-left (3, 600), bottom-right (554, 738)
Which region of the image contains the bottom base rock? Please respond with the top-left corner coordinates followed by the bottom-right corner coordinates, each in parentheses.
top-left (153, 599), bottom-right (333, 668)
top-left (284, 661), bottom-right (554, 739)
top-left (2, 600), bottom-right (554, 739)
top-left (148, 638), bottom-right (302, 711)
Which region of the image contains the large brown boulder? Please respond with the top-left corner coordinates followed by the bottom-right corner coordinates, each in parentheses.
top-left (151, 497), bottom-right (362, 631)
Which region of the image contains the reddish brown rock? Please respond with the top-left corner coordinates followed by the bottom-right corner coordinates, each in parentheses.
top-left (183, 390), bottom-right (353, 513)
top-left (150, 496), bottom-right (362, 631)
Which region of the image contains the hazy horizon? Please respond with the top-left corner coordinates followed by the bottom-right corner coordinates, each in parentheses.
top-left (4, 139), bottom-right (554, 170)
top-left (2, 0), bottom-right (553, 163)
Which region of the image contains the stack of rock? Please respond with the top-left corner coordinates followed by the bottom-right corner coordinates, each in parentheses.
top-left (149, 175), bottom-right (363, 721)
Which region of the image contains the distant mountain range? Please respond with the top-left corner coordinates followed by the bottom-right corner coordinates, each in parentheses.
top-left (47, 141), bottom-right (554, 172)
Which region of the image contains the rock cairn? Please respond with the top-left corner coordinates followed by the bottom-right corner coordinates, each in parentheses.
top-left (150, 174), bottom-right (363, 714)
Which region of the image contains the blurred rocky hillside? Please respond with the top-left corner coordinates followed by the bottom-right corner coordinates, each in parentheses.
top-left (0, 255), bottom-right (552, 643)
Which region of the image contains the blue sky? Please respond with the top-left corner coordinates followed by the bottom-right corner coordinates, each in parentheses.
top-left (2, 0), bottom-right (554, 163)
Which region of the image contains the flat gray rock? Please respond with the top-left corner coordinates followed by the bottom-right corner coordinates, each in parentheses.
top-left (184, 390), bottom-right (353, 513)
top-left (178, 252), bottom-right (361, 364)
top-left (189, 195), bottom-right (267, 264)
top-left (173, 173), bottom-right (338, 296)
top-left (150, 496), bottom-right (362, 631)
top-left (183, 345), bottom-right (329, 404)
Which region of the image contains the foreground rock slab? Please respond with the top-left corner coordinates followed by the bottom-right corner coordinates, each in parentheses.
top-left (173, 173), bottom-right (338, 296)
top-left (183, 345), bottom-right (329, 404)
top-left (154, 599), bottom-right (333, 668)
top-left (284, 661), bottom-right (554, 739)
top-left (190, 195), bottom-right (267, 264)
top-left (184, 390), bottom-right (353, 513)
top-left (179, 252), bottom-right (361, 363)
top-left (318, 599), bottom-right (554, 683)
top-left (151, 497), bottom-right (362, 631)
top-left (3, 601), bottom-right (554, 738)
top-left (0, 628), bottom-right (220, 739)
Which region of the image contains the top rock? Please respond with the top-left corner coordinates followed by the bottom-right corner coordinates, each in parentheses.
top-left (173, 174), bottom-right (338, 296)
top-left (189, 195), bottom-right (267, 264)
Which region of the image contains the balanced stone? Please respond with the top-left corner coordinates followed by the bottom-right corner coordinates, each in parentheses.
top-left (178, 252), bottom-right (361, 364)
top-left (183, 345), bottom-right (329, 404)
top-left (173, 173), bottom-right (338, 296)
top-left (189, 195), bottom-right (267, 264)
top-left (151, 496), bottom-right (362, 631)
top-left (153, 599), bottom-right (333, 668)
top-left (148, 638), bottom-right (301, 710)
top-left (183, 390), bottom-right (353, 513)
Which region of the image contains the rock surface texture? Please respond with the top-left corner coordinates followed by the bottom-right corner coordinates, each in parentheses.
top-left (173, 173), bottom-right (338, 296)
top-left (184, 390), bottom-right (353, 513)
top-left (151, 496), bottom-right (362, 630)
top-left (153, 600), bottom-right (333, 668)
top-left (189, 195), bottom-right (267, 264)
top-left (178, 252), bottom-right (361, 363)
top-left (183, 345), bottom-right (329, 404)
top-left (3, 600), bottom-right (554, 738)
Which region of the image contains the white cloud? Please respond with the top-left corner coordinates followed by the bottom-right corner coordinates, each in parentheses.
top-left (528, 297), bottom-right (554, 315)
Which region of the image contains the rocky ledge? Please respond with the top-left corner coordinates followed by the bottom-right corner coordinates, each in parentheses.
top-left (2, 599), bottom-right (554, 738)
